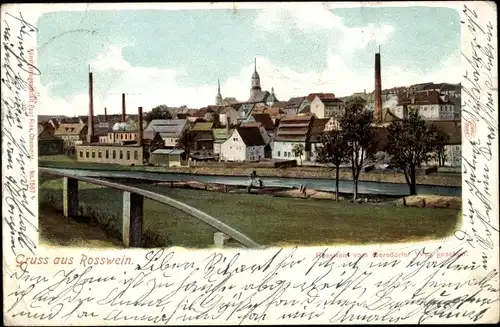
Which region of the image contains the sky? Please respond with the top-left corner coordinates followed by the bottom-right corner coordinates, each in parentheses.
top-left (36, 4), bottom-right (461, 116)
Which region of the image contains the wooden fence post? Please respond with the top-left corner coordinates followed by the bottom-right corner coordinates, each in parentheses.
top-left (123, 191), bottom-right (144, 247)
top-left (63, 177), bottom-right (79, 217)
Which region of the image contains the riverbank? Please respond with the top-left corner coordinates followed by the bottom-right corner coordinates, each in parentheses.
top-left (39, 178), bottom-right (461, 248)
top-left (39, 155), bottom-right (461, 187)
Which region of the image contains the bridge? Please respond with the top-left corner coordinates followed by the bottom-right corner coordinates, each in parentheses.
top-left (39, 167), bottom-right (262, 249)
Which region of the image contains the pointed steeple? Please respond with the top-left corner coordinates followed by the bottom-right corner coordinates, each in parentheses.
top-left (254, 57), bottom-right (257, 73)
top-left (251, 57), bottom-right (261, 96)
top-left (215, 78), bottom-right (223, 105)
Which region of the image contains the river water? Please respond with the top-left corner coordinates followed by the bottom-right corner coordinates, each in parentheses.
top-left (49, 168), bottom-right (462, 197)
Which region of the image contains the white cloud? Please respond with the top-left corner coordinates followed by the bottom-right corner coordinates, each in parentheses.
top-left (89, 44), bottom-right (132, 72)
top-left (254, 4), bottom-right (394, 53)
top-left (36, 45), bottom-right (460, 117)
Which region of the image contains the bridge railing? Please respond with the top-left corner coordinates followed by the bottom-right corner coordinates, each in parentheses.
top-left (39, 167), bottom-right (261, 249)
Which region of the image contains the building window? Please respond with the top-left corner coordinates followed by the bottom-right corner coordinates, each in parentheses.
top-left (120, 150), bottom-right (123, 159)
top-left (106, 150), bottom-right (109, 159)
top-left (79, 151), bottom-right (83, 158)
top-left (127, 151), bottom-right (130, 160)
top-left (113, 150), bottom-right (116, 159)
top-left (98, 151), bottom-right (102, 158)
top-left (92, 151), bottom-right (96, 159)
top-left (134, 151), bottom-right (138, 160)
top-left (85, 150), bottom-right (89, 158)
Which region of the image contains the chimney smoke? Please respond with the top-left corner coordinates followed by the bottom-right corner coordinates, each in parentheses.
top-left (375, 51), bottom-right (382, 123)
top-left (138, 106), bottom-right (143, 147)
top-left (87, 71), bottom-right (95, 143)
top-left (122, 93), bottom-right (126, 122)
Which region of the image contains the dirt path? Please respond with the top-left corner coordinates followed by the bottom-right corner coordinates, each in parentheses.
top-left (39, 207), bottom-right (123, 248)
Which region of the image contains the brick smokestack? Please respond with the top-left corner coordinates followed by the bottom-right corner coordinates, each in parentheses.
top-left (104, 107), bottom-right (108, 122)
top-left (122, 93), bottom-right (126, 122)
top-left (87, 71), bottom-right (95, 143)
top-left (138, 106), bottom-right (143, 147)
top-left (375, 49), bottom-right (382, 123)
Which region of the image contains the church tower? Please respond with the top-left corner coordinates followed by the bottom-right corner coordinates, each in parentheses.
top-left (215, 79), bottom-right (223, 105)
top-left (250, 57), bottom-right (261, 99)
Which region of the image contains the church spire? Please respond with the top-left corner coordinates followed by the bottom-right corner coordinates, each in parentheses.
top-left (215, 78), bottom-right (223, 105)
top-left (254, 57), bottom-right (257, 73)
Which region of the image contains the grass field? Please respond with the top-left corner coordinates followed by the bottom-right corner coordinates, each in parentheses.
top-left (39, 177), bottom-right (461, 248)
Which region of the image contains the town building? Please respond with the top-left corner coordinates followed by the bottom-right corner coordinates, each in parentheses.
top-left (220, 126), bottom-right (266, 162)
top-left (273, 114), bottom-right (314, 161)
top-left (38, 123), bottom-right (64, 156)
top-left (309, 94), bottom-right (345, 119)
top-left (54, 123), bottom-right (88, 153)
top-left (144, 119), bottom-right (189, 147)
top-left (150, 148), bottom-right (187, 167)
top-left (212, 127), bottom-right (233, 159)
top-left (283, 96), bottom-right (309, 116)
top-left (307, 118), bottom-right (330, 162)
top-left (394, 90), bottom-right (457, 120)
top-left (192, 122), bottom-right (215, 152)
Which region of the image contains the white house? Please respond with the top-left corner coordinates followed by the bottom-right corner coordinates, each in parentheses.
top-left (272, 114), bottom-right (314, 161)
top-left (394, 90), bottom-right (456, 120)
top-left (309, 94), bottom-right (344, 119)
top-left (220, 126), bottom-right (266, 162)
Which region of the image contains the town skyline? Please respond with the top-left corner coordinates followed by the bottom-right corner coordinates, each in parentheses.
top-left (36, 4), bottom-right (461, 116)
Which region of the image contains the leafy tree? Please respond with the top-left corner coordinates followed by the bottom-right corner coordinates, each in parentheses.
top-left (291, 143), bottom-right (305, 165)
top-left (145, 105), bottom-right (172, 121)
top-left (345, 95), bottom-right (367, 107)
top-left (340, 102), bottom-right (375, 200)
top-left (176, 126), bottom-right (195, 164)
top-left (316, 130), bottom-right (350, 201)
top-left (387, 109), bottom-right (440, 195)
top-left (434, 128), bottom-right (449, 167)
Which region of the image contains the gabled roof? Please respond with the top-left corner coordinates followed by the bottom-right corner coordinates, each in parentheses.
top-left (307, 93), bottom-right (336, 102)
top-left (397, 90), bottom-right (454, 106)
top-left (60, 117), bottom-right (83, 124)
top-left (251, 113), bottom-right (275, 130)
top-left (299, 105), bottom-right (311, 114)
top-left (145, 119), bottom-right (187, 137)
top-left (274, 114), bottom-right (314, 142)
top-left (236, 126), bottom-right (266, 146)
top-left (192, 122), bottom-right (214, 131)
top-left (212, 128), bottom-right (233, 142)
top-left (55, 123), bottom-right (87, 135)
top-left (284, 97), bottom-right (306, 110)
top-left (193, 107), bottom-right (216, 118)
top-left (308, 118), bottom-right (330, 143)
top-left (95, 126), bottom-right (113, 137)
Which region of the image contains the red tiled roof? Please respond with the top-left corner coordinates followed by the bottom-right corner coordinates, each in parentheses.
top-left (397, 90), bottom-right (454, 106)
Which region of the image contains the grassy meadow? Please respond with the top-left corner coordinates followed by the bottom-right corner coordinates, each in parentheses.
top-left (38, 176), bottom-right (461, 248)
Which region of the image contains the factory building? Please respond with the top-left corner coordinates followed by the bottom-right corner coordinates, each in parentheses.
top-left (76, 70), bottom-right (151, 166)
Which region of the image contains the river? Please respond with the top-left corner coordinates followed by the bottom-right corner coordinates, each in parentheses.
top-left (48, 168), bottom-right (462, 197)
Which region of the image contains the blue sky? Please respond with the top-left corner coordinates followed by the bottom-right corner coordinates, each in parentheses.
top-left (36, 4), bottom-right (461, 115)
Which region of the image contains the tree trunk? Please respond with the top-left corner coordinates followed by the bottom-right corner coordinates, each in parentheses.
top-left (409, 165), bottom-right (417, 195)
top-left (353, 179), bottom-right (358, 201)
top-left (335, 166), bottom-right (340, 201)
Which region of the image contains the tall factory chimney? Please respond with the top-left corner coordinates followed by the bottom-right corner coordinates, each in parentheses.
top-left (104, 107), bottom-right (108, 122)
top-left (87, 69), bottom-right (95, 143)
top-left (375, 47), bottom-right (382, 123)
top-left (122, 93), bottom-right (126, 122)
top-left (137, 106), bottom-right (143, 147)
